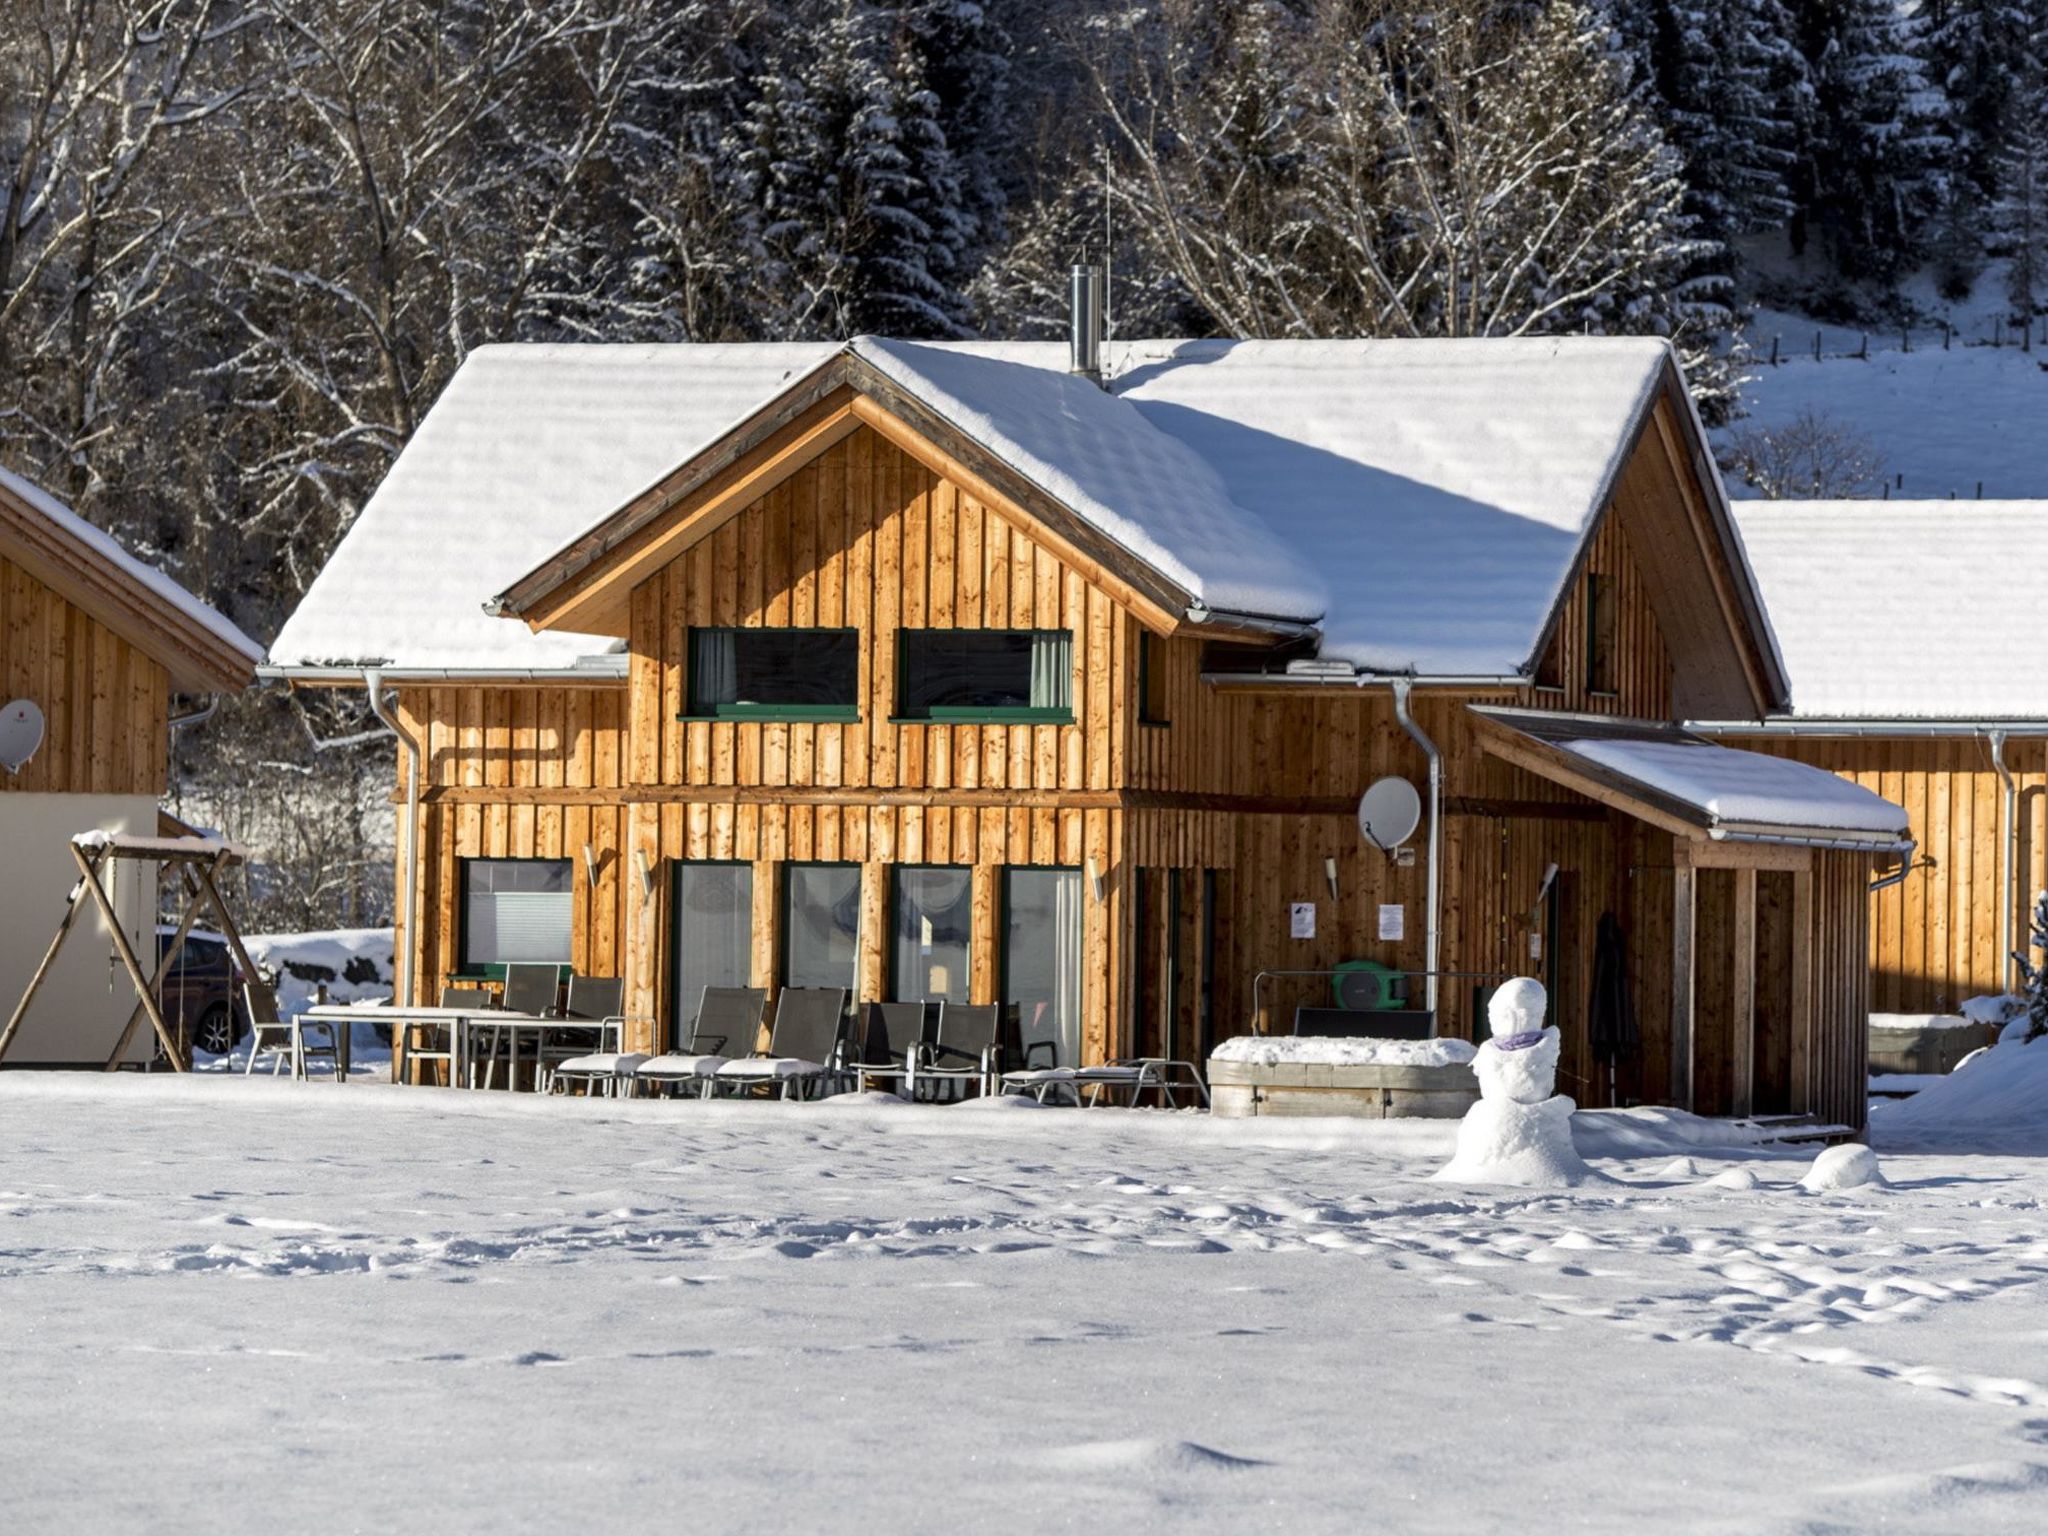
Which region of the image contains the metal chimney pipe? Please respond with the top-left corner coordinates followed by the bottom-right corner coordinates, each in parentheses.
top-left (1069, 264), bottom-right (1104, 384)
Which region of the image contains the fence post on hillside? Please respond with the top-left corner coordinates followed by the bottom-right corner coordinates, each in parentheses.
top-left (1902, 325), bottom-right (1910, 353)
top-left (1814, 330), bottom-right (1822, 361)
top-left (1858, 333), bottom-right (1868, 360)
top-left (1770, 335), bottom-right (1780, 367)
top-left (1944, 321), bottom-right (1953, 350)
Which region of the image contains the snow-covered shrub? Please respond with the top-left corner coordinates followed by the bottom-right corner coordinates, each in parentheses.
top-left (2008, 889), bottom-right (2048, 1045)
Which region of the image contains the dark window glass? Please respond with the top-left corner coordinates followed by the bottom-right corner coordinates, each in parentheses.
top-left (893, 867), bottom-right (972, 1004)
top-left (897, 629), bottom-right (1071, 719)
top-left (463, 859), bottom-right (573, 967)
top-left (1139, 631), bottom-right (1171, 724)
top-left (1003, 868), bottom-right (1083, 1066)
top-left (784, 864), bottom-right (861, 990)
top-left (672, 863), bottom-right (752, 1040)
top-left (688, 628), bottom-right (858, 716)
top-left (1585, 574), bottom-right (1617, 695)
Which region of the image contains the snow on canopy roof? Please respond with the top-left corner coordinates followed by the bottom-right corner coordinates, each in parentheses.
top-left (1734, 500), bottom-right (2048, 720)
top-left (851, 338), bottom-right (1327, 619)
top-left (0, 464), bottom-right (262, 666)
top-left (268, 342), bottom-right (840, 673)
top-left (1563, 733), bottom-right (1908, 840)
top-left (279, 336), bottom-right (1678, 676)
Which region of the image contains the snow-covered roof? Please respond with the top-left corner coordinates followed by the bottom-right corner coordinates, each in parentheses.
top-left (0, 464), bottom-right (262, 692)
top-left (1734, 500), bottom-right (2048, 720)
top-left (275, 336), bottom-right (1681, 678)
top-left (1476, 707), bottom-right (1910, 846)
top-left (268, 343), bottom-right (840, 673)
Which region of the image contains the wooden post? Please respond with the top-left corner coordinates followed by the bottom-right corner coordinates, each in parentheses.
top-left (749, 856), bottom-right (779, 1053)
top-left (1670, 863), bottom-right (1696, 1110)
top-left (1788, 869), bottom-right (1815, 1113)
top-left (1730, 866), bottom-right (1757, 1118)
top-left (968, 862), bottom-right (999, 1004)
top-left (856, 860), bottom-right (889, 1005)
top-left (71, 843), bottom-right (185, 1071)
top-left (191, 852), bottom-right (264, 1003)
top-left (0, 871), bottom-right (94, 1066)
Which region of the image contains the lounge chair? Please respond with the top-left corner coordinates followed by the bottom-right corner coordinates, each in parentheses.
top-left (911, 1002), bottom-right (1020, 1101)
top-left (713, 987), bottom-right (851, 1100)
top-left (1002, 1056), bottom-right (1212, 1109)
top-left (634, 987), bottom-right (766, 1099)
top-left (851, 1001), bottom-right (938, 1095)
top-left (545, 977), bottom-right (645, 1096)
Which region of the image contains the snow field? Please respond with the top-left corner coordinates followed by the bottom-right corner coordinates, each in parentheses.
top-left (4, 1076), bottom-right (2048, 1533)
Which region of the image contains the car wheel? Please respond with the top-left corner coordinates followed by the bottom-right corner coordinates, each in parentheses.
top-left (193, 1003), bottom-right (237, 1057)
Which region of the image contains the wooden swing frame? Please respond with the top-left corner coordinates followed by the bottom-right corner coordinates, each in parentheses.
top-left (0, 833), bottom-right (259, 1072)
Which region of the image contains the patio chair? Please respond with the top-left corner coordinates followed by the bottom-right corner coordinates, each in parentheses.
top-left (634, 987), bottom-right (765, 1099)
top-left (545, 977), bottom-right (646, 1096)
top-left (243, 981), bottom-right (340, 1081)
top-left (475, 962), bottom-right (563, 1089)
top-left (394, 986), bottom-right (484, 1087)
top-left (712, 986), bottom-right (852, 1100)
top-left (851, 1001), bottom-right (938, 1096)
top-left (911, 1002), bottom-right (1020, 1102)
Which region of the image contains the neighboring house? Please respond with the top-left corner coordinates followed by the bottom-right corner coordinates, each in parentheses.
top-left (267, 328), bottom-right (1907, 1128)
top-left (1712, 500), bottom-right (2048, 1014)
top-left (0, 468), bottom-right (261, 1065)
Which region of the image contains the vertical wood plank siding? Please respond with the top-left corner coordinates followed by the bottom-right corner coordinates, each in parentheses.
top-left (0, 550), bottom-right (169, 796)
top-left (391, 415), bottom-right (1880, 1126)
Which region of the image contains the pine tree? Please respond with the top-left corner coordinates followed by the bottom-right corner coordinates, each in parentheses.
top-left (2011, 889), bottom-right (2048, 1039)
top-left (1991, 60), bottom-right (2048, 328)
top-left (1786, 0), bottom-right (1951, 283)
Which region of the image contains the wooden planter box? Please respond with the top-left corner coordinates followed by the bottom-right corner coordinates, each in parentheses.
top-left (1209, 1056), bottom-right (1479, 1119)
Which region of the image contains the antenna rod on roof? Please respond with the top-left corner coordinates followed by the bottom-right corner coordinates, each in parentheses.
top-left (1070, 264), bottom-right (1105, 387)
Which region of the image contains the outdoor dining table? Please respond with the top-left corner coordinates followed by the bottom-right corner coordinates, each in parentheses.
top-left (295, 1004), bottom-right (613, 1089)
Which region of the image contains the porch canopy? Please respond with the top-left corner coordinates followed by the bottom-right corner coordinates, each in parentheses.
top-left (1469, 707), bottom-right (1911, 852)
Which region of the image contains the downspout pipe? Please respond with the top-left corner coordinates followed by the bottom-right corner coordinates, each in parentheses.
top-left (365, 669), bottom-right (422, 1008)
top-left (1389, 679), bottom-right (1443, 1020)
top-left (1990, 731), bottom-right (2019, 991)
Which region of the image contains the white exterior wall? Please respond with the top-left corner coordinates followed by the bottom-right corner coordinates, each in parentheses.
top-left (0, 794), bottom-right (159, 1066)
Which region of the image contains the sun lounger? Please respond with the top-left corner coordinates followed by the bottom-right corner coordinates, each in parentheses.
top-left (633, 987), bottom-right (766, 1099)
top-left (713, 987), bottom-right (851, 1100)
top-left (1001, 1057), bottom-right (1211, 1108)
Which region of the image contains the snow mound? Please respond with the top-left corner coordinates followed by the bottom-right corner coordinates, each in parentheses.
top-left (1960, 994), bottom-right (2024, 1028)
top-left (1570, 1107), bottom-right (1781, 1157)
top-left (1873, 1034), bottom-right (2048, 1151)
top-left (949, 1093), bottom-right (1053, 1111)
top-left (1209, 1034), bottom-right (1476, 1069)
top-left (1653, 1156), bottom-right (1700, 1180)
top-left (1039, 1438), bottom-right (1268, 1475)
top-left (1870, 1011), bottom-right (1986, 1033)
top-left (1801, 1144), bottom-right (1885, 1193)
top-left (243, 928), bottom-right (395, 1020)
top-left (1703, 1167), bottom-right (1762, 1192)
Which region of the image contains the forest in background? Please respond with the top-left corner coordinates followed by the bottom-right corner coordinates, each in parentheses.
top-left (3, 0), bottom-right (2042, 928)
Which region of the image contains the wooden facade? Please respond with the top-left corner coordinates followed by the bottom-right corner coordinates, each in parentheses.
top-left (1738, 734), bottom-right (2043, 1014)
top-left (378, 368), bottom-right (1892, 1129)
top-left (0, 550), bottom-right (170, 798)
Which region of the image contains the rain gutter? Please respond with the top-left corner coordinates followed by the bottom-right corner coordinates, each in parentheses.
top-left (1990, 731), bottom-right (2018, 990)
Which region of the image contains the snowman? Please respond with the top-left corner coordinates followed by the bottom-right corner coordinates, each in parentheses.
top-left (1434, 977), bottom-right (1602, 1188)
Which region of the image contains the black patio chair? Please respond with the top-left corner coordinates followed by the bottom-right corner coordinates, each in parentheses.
top-left (852, 1000), bottom-right (939, 1095)
top-left (912, 1002), bottom-right (1020, 1101)
top-left (712, 986), bottom-right (852, 1100)
top-left (634, 987), bottom-right (768, 1099)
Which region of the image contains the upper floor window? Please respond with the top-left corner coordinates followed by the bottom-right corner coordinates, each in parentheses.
top-left (1584, 574), bottom-right (1617, 695)
top-left (1139, 631), bottom-right (1171, 725)
top-left (686, 627), bottom-right (859, 720)
top-left (895, 629), bottom-right (1072, 722)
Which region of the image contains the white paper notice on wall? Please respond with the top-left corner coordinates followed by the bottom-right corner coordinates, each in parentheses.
top-left (1377, 904), bottom-right (1404, 942)
top-left (1290, 902), bottom-right (1317, 940)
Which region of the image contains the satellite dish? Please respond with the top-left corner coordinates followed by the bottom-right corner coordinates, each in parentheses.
top-left (0, 699), bottom-right (45, 774)
top-left (1357, 776), bottom-right (1422, 853)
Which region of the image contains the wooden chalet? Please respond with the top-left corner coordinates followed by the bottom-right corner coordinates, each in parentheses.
top-left (267, 329), bottom-right (1907, 1128)
top-left (0, 467), bottom-right (260, 1064)
top-left (1709, 500), bottom-right (2048, 1016)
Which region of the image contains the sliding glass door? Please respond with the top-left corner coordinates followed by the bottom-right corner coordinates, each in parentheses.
top-left (893, 867), bottom-right (972, 1003)
top-left (1003, 867), bottom-right (1083, 1067)
top-left (671, 862), bottom-right (752, 1043)
top-left (784, 863), bottom-right (862, 993)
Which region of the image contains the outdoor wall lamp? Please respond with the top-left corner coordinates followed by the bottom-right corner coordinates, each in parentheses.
top-left (581, 842), bottom-right (600, 889)
top-left (632, 849), bottom-right (655, 899)
top-left (1324, 855), bottom-right (1340, 902)
top-left (1086, 856), bottom-right (1106, 903)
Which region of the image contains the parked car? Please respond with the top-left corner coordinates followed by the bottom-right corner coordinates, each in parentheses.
top-left (156, 929), bottom-right (249, 1056)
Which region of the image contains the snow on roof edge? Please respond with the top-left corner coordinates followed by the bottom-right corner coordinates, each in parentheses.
top-left (0, 463), bottom-right (264, 665)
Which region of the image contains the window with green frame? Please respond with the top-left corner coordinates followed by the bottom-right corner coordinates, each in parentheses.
top-left (684, 627), bottom-right (859, 720)
top-left (894, 628), bottom-right (1072, 722)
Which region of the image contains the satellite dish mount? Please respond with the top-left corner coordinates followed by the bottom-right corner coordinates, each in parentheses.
top-left (1357, 776), bottom-right (1423, 857)
top-left (0, 699), bottom-right (45, 775)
